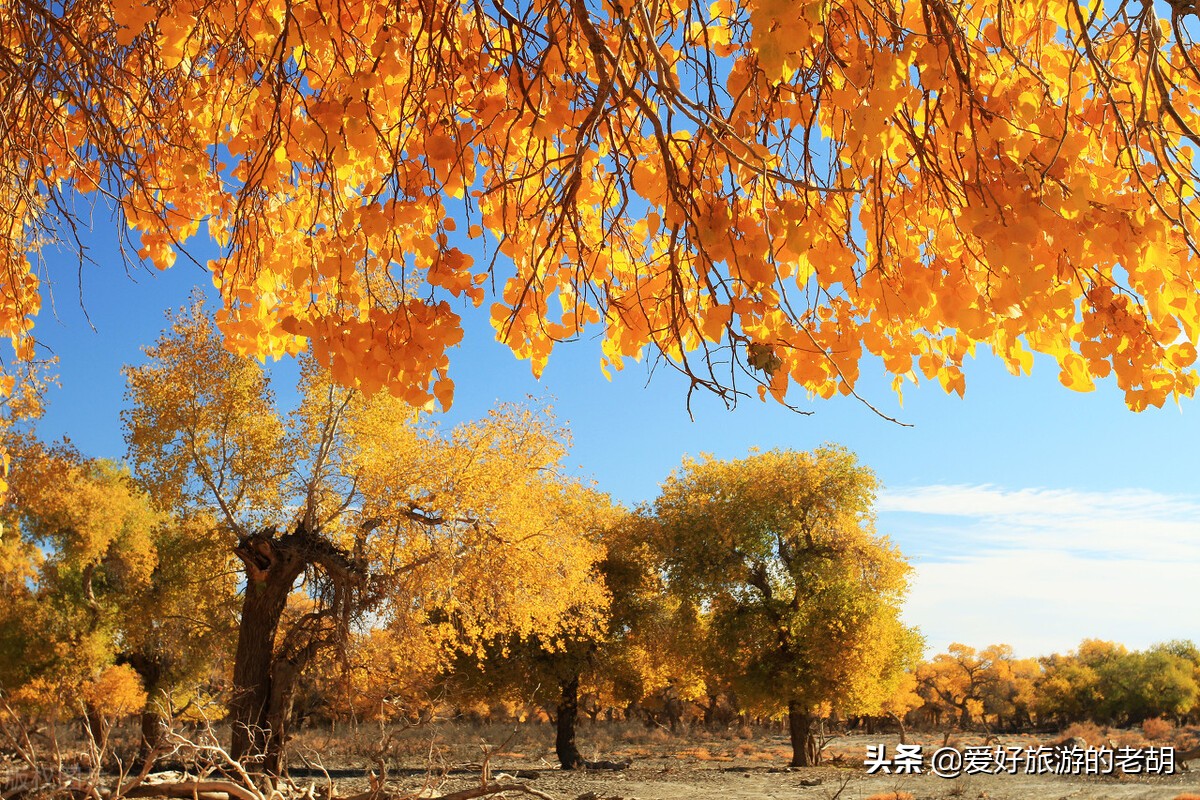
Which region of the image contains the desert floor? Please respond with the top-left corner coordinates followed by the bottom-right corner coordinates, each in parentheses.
top-left (281, 725), bottom-right (1200, 800)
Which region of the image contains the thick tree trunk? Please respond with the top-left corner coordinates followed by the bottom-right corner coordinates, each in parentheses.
top-left (787, 701), bottom-right (820, 767)
top-left (555, 676), bottom-right (584, 770)
top-left (125, 652), bottom-right (167, 760)
top-left (702, 695), bottom-right (716, 728)
top-left (262, 660), bottom-right (297, 776)
top-left (140, 710), bottom-right (168, 756)
top-left (262, 643), bottom-right (322, 776)
top-left (83, 707), bottom-right (109, 751)
top-left (958, 705), bottom-right (972, 729)
top-left (228, 531), bottom-right (306, 770)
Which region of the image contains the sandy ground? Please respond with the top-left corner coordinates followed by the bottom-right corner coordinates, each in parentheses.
top-left (6, 726), bottom-right (1199, 800)
top-left (326, 730), bottom-right (1200, 800)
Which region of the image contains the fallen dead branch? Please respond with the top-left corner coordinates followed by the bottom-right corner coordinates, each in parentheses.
top-left (342, 783), bottom-right (556, 800)
top-left (0, 713), bottom-right (565, 800)
top-left (119, 780), bottom-right (260, 800)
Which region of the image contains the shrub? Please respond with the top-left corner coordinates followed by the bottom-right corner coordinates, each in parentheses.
top-left (1110, 729), bottom-right (1146, 749)
top-left (82, 665), bottom-right (147, 719)
top-left (1141, 717), bottom-right (1174, 741)
top-left (1062, 721), bottom-right (1105, 746)
top-left (1170, 728), bottom-right (1197, 751)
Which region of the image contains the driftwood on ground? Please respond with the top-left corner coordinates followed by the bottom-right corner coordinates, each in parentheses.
top-left (342, 782), bottom-right (556, 800)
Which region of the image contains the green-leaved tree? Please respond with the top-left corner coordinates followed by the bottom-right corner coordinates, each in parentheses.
top-left (650, 445), bottom-right (921, 766)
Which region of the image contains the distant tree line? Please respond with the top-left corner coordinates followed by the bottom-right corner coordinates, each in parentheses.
top-left (908, 640), bottom-right (1200, 733)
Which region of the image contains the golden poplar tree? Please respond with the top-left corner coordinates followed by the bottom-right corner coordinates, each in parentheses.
top-left (123, 297), bottom-right (607, 773)
top-left (0, 438), bottom-right (237, 758)
top-left (650, 445), bottom-right (920, 766)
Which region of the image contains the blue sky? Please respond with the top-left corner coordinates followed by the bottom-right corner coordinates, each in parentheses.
top-left (28, 224), bottom-right (1200, 660)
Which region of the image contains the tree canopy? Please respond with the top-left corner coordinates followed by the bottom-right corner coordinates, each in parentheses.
top-left (0, 437), bottom-right (238, 756)
top-left (3, 0), bottom-right (1200, 430)
top-left (122, 298), bottom-right (610, 773)
top-left (649, 445), bottom-right (920, 765)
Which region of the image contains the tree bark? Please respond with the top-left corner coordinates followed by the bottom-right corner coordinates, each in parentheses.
top-left (702, 695), bottom-right (716, 728)
top-left (228, 530), bottom-right (306, 770)
top-left (83, 707), bottom-right (109, 753)
top-left (262, 642), bottom-right (321, 776)
top-left (787, 701), bottom-right (820, 767)
top-left (139, 709), bottom-right (168, 758)
top-left (555, 676), bottom-right (584, 770)
top-left (125, 651), bottom-right (167, 760)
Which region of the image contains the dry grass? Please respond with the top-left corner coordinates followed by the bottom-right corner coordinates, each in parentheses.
top-left (1142, 716), bottom-right (1174, 741)
top-left (609, 746), bottom-right (653, 758)
top-left (1170, 727), bottom-right (1198, 751)
top-left (1062, 721), bottom-right (1106, 746)
top-left (675, 746), bottom-right (730, 762)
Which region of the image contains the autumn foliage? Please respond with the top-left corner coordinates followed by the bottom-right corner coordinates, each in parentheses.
top-left (119, 297), bottom-right (613, 772)
top-left (2, 0), bottom-right (1200, 445)
top-left (913, 639), bottom-right (1200, 732)
top-left (1, 349), bottom-right (1199, 779)
top-left (647, 446), bottom-right (921, 766)
top-left (0, 295), bottom-right (1198, 784)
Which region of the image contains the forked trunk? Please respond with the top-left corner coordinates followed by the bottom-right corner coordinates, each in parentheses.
top-left (555, 675), bottom-right (584, 769)
top-left (228, 531), bottom-right (305, 771)
top-left (787, 701), bottom-right (820, 767)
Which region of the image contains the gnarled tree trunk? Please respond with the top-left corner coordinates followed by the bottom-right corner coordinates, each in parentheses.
top-left (262, 633), bottom-right (326, 776)
top-left (787, 701), bottom-right (820, 767)
top-left (228, 524), bottom-right (365, 774)
top-left (228, 530), bottom-right (306, 770)
top-left (555, 676), bottom-right (584, 770)
top-left (124, 651), bottom-right (167, 760)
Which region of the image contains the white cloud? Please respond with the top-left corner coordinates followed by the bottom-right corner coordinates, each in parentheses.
top-left (878, 484), bottom-right (1200, 562)
top-left (876, 485), bottom-right (1200, 658)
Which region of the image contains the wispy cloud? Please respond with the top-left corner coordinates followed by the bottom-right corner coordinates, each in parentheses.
top-left (878, 484), bottom-right (1200, 562)
top-left (875, 485), bottom-right (1200, 657)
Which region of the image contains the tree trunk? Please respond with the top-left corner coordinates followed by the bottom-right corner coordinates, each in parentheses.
top-left (958, 705), bottom-right (972, 729)
top-left (262, 659), bottom-right (297, 776)
top-left (555, 676), bottom-right (584, 770)
top-left (702, 695), bottom-right (716, 728)
top-left (125, 651), bottom-right (167, 760)
top-left (139, 709), bottom-right (168, 757)
top-left (83, 707), bottom-right (109, 752)
top-left (262, 640), bottom-right (322, 777)
top-left (787, 701), bottom-right (820, 767)
top-left (228, 531), bottom-right (306, 770)
top-left (888, 711), bottom-right (908, 745)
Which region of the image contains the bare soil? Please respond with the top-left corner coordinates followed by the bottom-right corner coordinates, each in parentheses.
top-left (287, 726), bottom-right (1200, 800)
